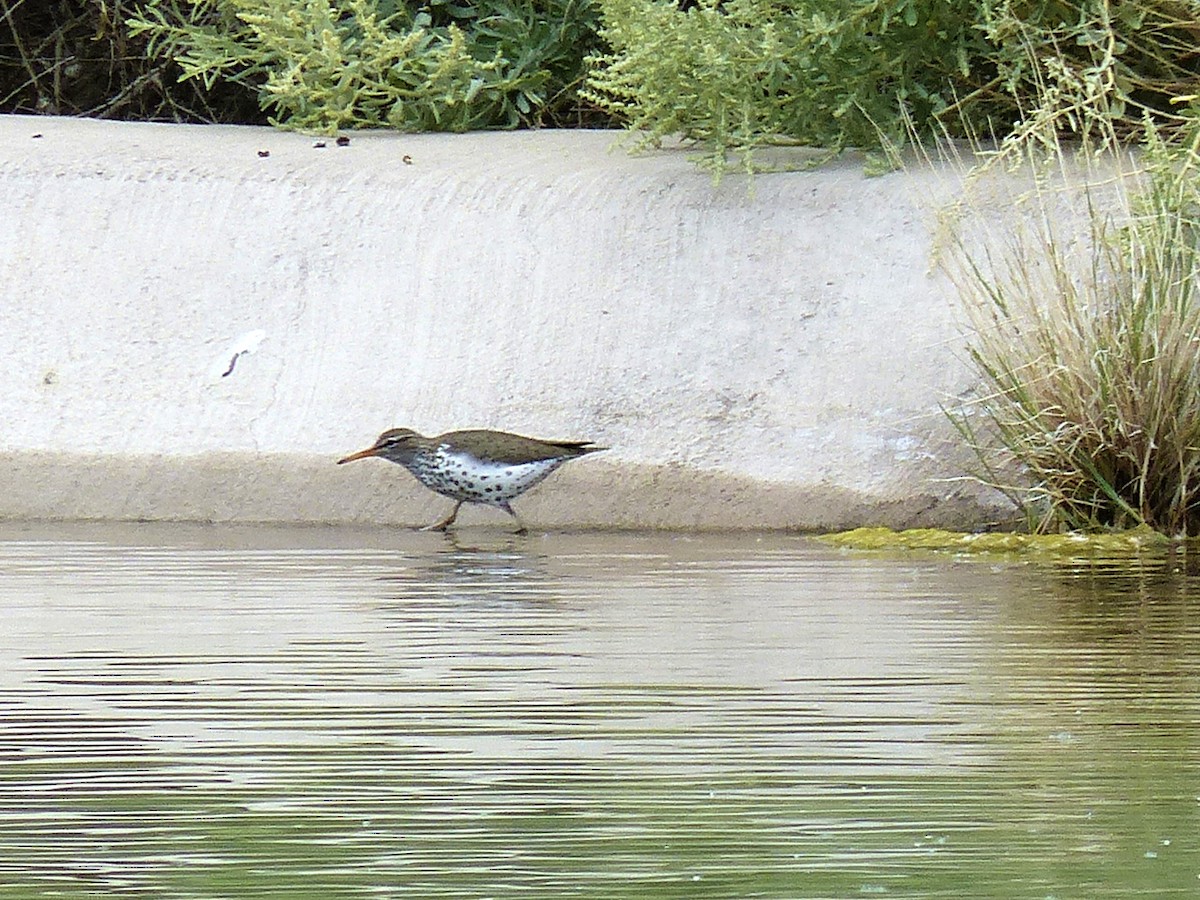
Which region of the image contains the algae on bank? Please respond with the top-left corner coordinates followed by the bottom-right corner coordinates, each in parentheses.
top-left (822, 526), bottom-right (1172, 559)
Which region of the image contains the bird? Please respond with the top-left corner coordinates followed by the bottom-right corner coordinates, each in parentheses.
top-left (337, 428), bottom-right (606, 533)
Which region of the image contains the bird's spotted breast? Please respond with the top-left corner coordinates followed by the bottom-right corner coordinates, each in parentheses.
top-left (403, 447), bottom-right (565, 505)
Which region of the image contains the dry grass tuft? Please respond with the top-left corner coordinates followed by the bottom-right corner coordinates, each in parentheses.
top-left (945, 125), bottom-right (1200, 535)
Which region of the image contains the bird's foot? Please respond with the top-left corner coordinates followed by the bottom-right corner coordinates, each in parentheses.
top-left (421, 501), bottom-right (462, 532)
top-left (498, 501), bottom-right (528, 535)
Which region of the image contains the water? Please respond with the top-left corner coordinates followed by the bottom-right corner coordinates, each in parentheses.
top-left (0, 523), bottom-right (1197, 898)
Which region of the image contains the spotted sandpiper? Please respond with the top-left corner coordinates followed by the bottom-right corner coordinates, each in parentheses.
top-left (338, 428), bottom-right (606, 533)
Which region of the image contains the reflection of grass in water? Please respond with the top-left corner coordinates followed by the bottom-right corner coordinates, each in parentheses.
top-left (2, 749), bottom-right (1198, 898)
top-left (0, 772), bottom-right (970, 896)
top-left (988, 606), bottom-right (1200, 899)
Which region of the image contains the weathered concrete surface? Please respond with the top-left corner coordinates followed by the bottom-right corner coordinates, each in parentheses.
top-left (0, 114), bottom-right (1005, 530)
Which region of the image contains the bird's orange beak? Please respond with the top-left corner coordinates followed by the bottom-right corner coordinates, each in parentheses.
top-left (337, 446), bottom-right (381, 465)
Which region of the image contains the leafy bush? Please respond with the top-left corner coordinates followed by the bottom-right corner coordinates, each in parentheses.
top-left (583, 0), bottom-right (1200, 172)
top-left (583, 0), bottom-right (992, 171)
top-left (0, 0), bottom-right (260, 121)
top-left (947, 125), bottom-right (1200, 534)
top-left (128, 0), bottom-right (604, 131)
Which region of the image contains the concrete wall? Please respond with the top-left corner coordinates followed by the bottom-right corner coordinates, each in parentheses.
top-left (0, 114), bottom-right (1005, 530)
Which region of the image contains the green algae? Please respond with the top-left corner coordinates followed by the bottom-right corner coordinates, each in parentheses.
top-left (820, 525), bottom-right (1175, 559)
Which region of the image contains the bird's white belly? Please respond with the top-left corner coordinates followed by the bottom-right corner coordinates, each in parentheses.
top-left (409, 450), bottom-right (564, 505)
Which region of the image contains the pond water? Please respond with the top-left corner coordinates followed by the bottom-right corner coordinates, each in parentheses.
top-left (0, 523), bottom-right (1197, 898)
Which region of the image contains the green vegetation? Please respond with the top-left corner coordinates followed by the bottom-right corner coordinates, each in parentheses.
top-left (128, 0), bottom-right (603, 131)
top-left (583, 0), bottom-right (993, 172)
top-left (1, 0), bottom-right (601, 130)
top-left (584, 0), bottom-right (1200, 172)
top-left (941, 121), bottom-right (1200, 536)
top-left (6, 2), bottom-right (1200, 149)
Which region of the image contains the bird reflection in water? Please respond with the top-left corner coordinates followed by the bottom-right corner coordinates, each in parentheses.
top-left (370, 529), bottom-right (561, 612)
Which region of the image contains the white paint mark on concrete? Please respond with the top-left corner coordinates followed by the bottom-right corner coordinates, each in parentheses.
top-left (210, 329), bottom-right (267, 381)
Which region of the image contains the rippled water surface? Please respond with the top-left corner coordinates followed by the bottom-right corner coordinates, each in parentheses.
top-left (1, 523), bottom-right (1198, 898)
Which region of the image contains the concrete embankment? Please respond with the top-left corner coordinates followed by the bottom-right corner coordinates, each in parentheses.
top-left (0, 114), bottom-right (1005, 530)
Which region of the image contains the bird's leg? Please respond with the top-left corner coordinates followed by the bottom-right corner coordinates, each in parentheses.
top-left (422, 500), bottom-right (463, 532)
top-left (499, 501), bottom-right (528, 535)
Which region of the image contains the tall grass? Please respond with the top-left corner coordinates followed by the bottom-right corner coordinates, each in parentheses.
top-left (946, 123), bottom-right (1200, 535)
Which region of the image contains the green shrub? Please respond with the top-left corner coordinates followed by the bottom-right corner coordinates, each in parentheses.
top-left (128, 0), bottom-right (604, 131)
top-left (947, 124), bottom-right (1200, 535)
top-left (583, 0), bottom-right (991, 172)
top-left (583, 0), bottom-right (1200, 172)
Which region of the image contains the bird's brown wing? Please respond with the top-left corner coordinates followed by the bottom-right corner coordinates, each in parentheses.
top-left (440, 430), bottom-right (606, 464)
